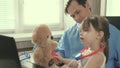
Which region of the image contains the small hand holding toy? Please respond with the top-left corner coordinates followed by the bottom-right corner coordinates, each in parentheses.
top-left (51, 51), bottom-right (58, 64)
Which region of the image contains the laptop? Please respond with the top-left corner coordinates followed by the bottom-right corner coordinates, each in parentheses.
top-left (0, 35), bottom-right (44, 68)
top-left (0, 35), bottom-right (21, 68)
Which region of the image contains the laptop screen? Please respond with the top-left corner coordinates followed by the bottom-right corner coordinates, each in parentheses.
top-left (0, 35), bottom-right (21, 68)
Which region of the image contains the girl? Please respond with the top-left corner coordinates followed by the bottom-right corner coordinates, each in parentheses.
top-left (55, 16), bottom-right (110, 68)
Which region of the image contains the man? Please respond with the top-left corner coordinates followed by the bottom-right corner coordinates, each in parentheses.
top-left (55, 0), bottom-right (120, 68)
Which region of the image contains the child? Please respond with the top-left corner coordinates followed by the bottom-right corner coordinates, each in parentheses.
top-left (55, 16), bottom-right (110, 68)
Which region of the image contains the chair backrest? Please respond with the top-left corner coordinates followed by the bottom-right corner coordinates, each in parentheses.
top-left (106, 16), bottom-right (120, 30)
top-left (0, 35), bottom-right (21, 68)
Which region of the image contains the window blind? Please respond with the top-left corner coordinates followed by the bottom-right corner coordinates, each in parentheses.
top-left (0, 0), bottom-right (63, 33)
top-left (23, 0), bottom-right (62, 26)
top-left (0, 0), bottom-right (15, 31)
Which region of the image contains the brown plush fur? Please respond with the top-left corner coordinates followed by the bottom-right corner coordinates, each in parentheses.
top-left (32, 24), bottom-right (58, 68)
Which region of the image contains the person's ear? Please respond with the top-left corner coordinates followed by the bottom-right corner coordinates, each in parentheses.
top-left (85, 1), bottom-right (90, 9)
top-left (97, 31), bottom-right (104, 40)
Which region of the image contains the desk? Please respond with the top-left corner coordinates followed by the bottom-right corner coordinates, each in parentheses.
top-left (19, 51), bottom-right (45, 68)
top-left (21, 61), bottom-right (44, 68)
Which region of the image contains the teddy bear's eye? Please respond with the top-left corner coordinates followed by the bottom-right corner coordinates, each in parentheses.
top-left (51, 36), bottom-right (53, 40)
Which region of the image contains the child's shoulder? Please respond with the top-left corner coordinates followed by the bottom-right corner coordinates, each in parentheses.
top-left (93, 52), bottom-right (105, 60)
top-left (90, 52), bottom-right (105, 64)
top-left (83, 52), bottom-right (106, 68)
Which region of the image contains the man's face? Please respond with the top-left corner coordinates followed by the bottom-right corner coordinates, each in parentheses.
top-left (67, 1), bottom-right (91, 23)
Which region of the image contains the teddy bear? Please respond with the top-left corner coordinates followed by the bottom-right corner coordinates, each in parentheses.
top-left (32, 24), bottom-right (59, 68)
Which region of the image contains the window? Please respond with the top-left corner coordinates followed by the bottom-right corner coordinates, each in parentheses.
top-left (106, 0), bottom-right (120, 16)
top-left (0, 0), bottom-right (15, 33)
top-left (0, 0), bottom-right (64, 34)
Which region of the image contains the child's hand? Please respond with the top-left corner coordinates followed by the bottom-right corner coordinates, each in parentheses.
top-left (54, 53), bottom-right (65, 66)
top-left (51, 51), bottom-right (58, 57)
top-left (54, 53), bottom-right (64, 62)
top-left (51, 51), bottom-right (64, 66)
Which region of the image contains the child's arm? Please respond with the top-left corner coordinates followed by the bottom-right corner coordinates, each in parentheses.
top-left (55, 53), bottom-right (79, 68)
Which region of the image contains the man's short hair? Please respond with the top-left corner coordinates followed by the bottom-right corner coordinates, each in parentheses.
top-left (65, 0), bottom-right (87, 14)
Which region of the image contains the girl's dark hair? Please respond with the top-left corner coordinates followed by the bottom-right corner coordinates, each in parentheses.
top-left (82, 16), bottom-right (110, 63)
top-left (65, 0), bottom-right (87, 14)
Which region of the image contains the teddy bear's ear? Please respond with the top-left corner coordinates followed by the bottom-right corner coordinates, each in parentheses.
top-left (32, 26), bottom-right (39, 44)
top-left (32, 32), bottom-right (37, 44)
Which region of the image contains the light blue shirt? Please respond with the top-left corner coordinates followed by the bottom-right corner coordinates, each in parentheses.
top-left (55, 23), bottom-right (120, 68)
